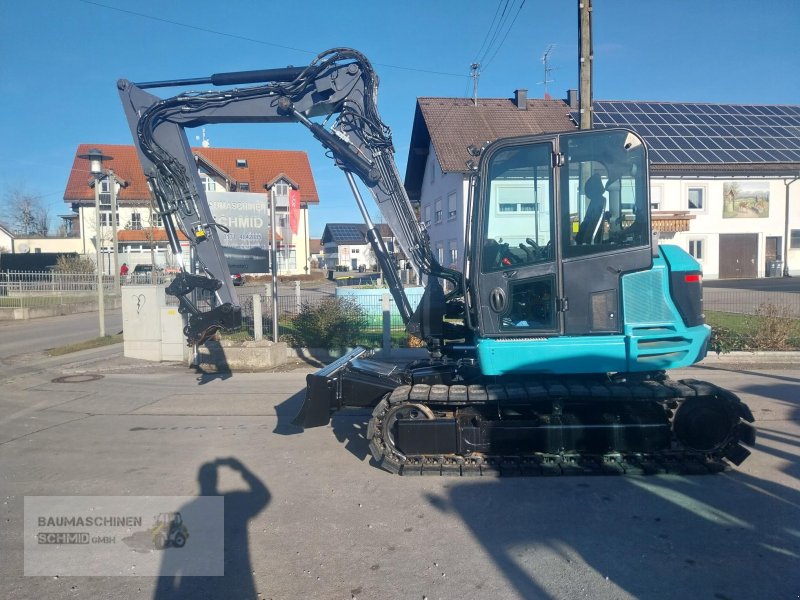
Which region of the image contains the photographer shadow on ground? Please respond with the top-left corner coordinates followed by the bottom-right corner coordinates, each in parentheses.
top-left (154, 457), bottom-right (270, 600)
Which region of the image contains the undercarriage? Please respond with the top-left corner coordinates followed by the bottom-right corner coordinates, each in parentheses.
top-left (295, 348), bottom-right (756, 476)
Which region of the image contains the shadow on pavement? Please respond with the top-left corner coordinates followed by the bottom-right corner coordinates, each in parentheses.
top-left (272, 391), bottom-right (306, 435)
top-left (426, 470), bottom-right (800, 599)
top-left (331, 413), bottom-right (373, 464)
top-left (154, 457), bottom-right (270, 600)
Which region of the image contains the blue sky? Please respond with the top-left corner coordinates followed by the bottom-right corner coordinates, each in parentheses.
top-left (1, 0), bottom-right (798, 237)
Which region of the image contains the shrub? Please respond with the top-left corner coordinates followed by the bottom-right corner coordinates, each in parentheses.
top-left (288, 297), bottom-right (367, 349)
top-left (746, 303), bottom-right (800, 351)
top-left (53, 254), bottom-right (95, 273)
top-left (707, 303), bottom-right (800, 353)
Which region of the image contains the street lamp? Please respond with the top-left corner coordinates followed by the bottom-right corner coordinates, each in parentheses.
top-left (78, 148), bottom-right (113, 338)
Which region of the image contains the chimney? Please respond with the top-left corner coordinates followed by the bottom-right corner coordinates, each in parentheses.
top-left (514, 89), bottom-right (528, 110)
top-left (567, 89), bottom-right (579, 109)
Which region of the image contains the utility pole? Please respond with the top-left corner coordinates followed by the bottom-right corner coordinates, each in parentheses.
top-left (109, 169), bottom-right (121, 295)
top-left (92, 181), bottom-right (106, 338)
top-left (784, 176), bottom-right (799, 276)
top-left (579, 0), bottom-right (593, 130)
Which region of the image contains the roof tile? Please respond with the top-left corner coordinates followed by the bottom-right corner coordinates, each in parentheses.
top-left (64, 144), bottom-right (319, 205)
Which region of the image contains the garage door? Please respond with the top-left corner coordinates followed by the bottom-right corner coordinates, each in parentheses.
top-left (719, 233), bottom-right (758, 279)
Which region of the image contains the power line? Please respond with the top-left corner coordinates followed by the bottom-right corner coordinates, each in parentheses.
top-left (479, 0), bottom-right (513, 65)
top-left (473, 0), bottom-right (505, 64)
top-left (77, 0), bottom-right (467, 79)
top-left (482, 0), bottom-right (527, 71)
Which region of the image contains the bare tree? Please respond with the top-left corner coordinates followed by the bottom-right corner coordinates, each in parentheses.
top-left (5, 188), bottom-right (50, 235)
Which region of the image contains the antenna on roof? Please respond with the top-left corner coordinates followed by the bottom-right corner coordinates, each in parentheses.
top-left (539, 44), bottom-right (556, 99)
top-left (195, 128), bottom-right (211, 147)
top-left (470, 63), bottom-right (480, 106)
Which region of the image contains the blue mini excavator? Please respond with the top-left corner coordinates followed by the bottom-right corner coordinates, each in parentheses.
top-left (119, 48), bottom-right (755, 475)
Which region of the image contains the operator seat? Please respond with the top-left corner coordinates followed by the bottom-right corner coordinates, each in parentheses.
top-left (575, 174), bottom-right (607, 244)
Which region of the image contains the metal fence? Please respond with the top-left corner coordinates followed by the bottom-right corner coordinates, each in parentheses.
top-left (704, 288), bottom-right (800, 318)
top-left (235, 289), bottom-right (410, 348)
top-left (0, 271), bottom-right (116, 308)
top-left (4, 270), bottom-right (798, 348)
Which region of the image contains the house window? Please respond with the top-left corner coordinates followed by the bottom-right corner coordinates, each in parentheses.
top-left (236, 159), bottom-right (248, 168)
top-left (150, 211), bottom-right (163, 227)
top-left (447, 192), bottom-right (457, 220)
top-left (434, 198), bottom-right (442, 224)
top-left (351, 248), bottom-right (359, 254)
top-left (448, 240), bottom-right (458, 266)
top-left (650, 185), bottom-right (662, 211)
top-left (278, 215), bottom-right (287, 228)
top-left (100, 212), bottom-right (119, 227)
top-left (791, 229), bottom-right (800, 249)
top-left (688, 187), bottom-right (705, 211)
top-left (274, 182), bottom-right (289, 197)
top-left (98, 180), bottom-right (111, 210)
top-left (423, 205), bottom-right (431, 226)
top-left (199, 172), bottom-right (217, 191)
top-left (131, 213), bottom-right (142, 230)
top-left (239, 182), bottom-right (250, 192)
top-left (688, 238), bottom-right (704, 260)
top-left (436, 243), bottom-right (444, 265)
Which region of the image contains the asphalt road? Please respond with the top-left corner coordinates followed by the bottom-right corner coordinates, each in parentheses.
top-left (0, 344), bottom-right (797, 599)
top-left (0, 309), bottom-right (123, 359)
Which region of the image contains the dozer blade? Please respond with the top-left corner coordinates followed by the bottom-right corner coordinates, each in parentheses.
top-left (292, 347), bottom-right (368, 428)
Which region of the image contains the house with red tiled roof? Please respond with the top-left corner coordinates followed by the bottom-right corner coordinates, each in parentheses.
top-left (405, 90), bottom-right (800, 279)
top-left (63, 144), bottom-right (319, 275)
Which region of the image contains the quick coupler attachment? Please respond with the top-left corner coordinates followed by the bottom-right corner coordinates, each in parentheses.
top-left (167, 272), bottom-right (223, 297)
top-left (184, 303), bottom-right (242, 346)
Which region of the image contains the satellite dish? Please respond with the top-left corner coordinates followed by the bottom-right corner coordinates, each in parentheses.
top-left (18, 243), bottom-right (30, 253)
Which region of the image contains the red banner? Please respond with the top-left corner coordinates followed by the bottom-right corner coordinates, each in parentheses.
top-left (288, 188), bottom-right (300, 235)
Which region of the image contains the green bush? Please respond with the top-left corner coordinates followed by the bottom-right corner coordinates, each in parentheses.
top-left (287, 297), bottom-right (367, 349)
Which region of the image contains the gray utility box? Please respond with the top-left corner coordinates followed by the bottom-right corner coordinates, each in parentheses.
top-left (122, 285), bottom-right (187, 362)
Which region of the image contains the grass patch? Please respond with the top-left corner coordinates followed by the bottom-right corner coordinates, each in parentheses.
top-left (706, 307), bottom-right (800, 352)
top-left (47, 333), bottom-right (123, 356)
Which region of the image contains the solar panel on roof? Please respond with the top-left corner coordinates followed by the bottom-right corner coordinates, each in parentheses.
top-left (568, 101), bottom-right (799, 166)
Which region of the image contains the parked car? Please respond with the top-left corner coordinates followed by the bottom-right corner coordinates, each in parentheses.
top-left (231, 273), bottom-right (245, 286)
top-left (129, 264), bottom-right (163, 283)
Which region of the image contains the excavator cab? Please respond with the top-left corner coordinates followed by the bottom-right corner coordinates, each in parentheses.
top-left (467, 129), bottom-right (709, 376)
top-left (470, 128), bottom-right (651, 340)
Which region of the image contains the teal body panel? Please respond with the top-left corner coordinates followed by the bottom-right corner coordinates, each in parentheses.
top-left (475, 245), bottom-right (710, 375)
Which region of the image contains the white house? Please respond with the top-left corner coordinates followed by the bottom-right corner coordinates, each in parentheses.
top-left (63, 144), bottom-right (320, 275)
top-left (405, 92), bottom-right (800, 279)
top-left (320, 223), bottom-right (398, 271)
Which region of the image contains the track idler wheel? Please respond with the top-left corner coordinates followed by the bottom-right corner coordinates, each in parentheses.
top-left (672, 390), bottom-right (756, 465)
top-left (367, 398), bottom-right (434, 474)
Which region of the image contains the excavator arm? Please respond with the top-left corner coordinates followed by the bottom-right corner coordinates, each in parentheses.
top-left (119, 48), bottom-right (460, 345)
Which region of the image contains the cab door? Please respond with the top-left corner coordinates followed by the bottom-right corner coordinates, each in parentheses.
top-left (558, 130), bottom-right (653, 335)
top-left (473, 138), bottom-right (560, 338)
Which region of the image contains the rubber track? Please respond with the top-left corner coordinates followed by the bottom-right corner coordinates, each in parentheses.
top-left (366, 377), bottom-right (751, 476)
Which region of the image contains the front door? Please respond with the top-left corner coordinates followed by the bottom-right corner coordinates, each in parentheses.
top-left (474, 139), bottom-right (559, 337)
top-left (719, 234), bottom-right (757, 279)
